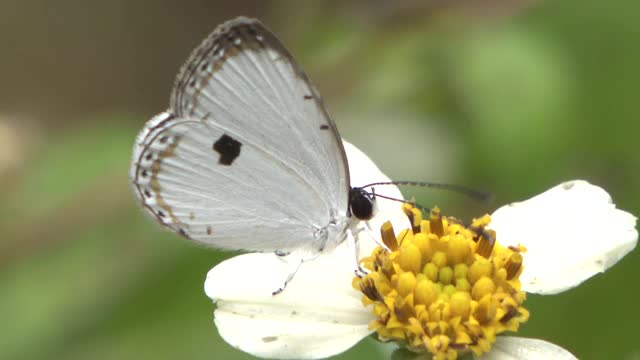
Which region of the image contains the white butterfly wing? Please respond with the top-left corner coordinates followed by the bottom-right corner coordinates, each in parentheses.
top-left (130, 17), bottom-right (350, 252)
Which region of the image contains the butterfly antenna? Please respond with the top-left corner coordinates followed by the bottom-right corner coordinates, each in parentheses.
top-left (367, 192), bottom-right (431, 213)
top-left (360, 181), bottom-right (494, 205)
top-left (370, 192), bottom-right (416, 206)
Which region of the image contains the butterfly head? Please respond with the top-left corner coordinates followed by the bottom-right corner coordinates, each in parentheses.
top-left (349, 187), bottom-right (376, 221)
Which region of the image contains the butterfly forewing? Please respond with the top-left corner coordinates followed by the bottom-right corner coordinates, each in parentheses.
top-left (131, 17), bottom-right (350, 253)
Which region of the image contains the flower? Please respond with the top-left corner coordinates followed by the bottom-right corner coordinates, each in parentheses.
top-left (353, 207), bottom-right (530, 359)
top-left (204, 143), bottom-right (638, 359)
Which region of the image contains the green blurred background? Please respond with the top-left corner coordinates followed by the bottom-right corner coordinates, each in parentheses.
top-left (1, 1), bottom-right (638, 359)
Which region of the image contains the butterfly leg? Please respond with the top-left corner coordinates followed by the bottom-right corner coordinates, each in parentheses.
top-left (348, 221), bottom-right (393, 276)
top-left (347, 228), bottom-right (369, 278)
top-left (271, 250), bottom-right (320, 296)
top-left (362, 221), bottom-right (391, 252)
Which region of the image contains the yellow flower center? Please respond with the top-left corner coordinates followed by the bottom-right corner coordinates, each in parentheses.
top-left (353, 205), bottom-right (529, 360)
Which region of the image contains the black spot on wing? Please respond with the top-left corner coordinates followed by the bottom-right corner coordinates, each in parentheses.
top-left (213, 134), bottom-right (242, 165)
top-left (303, 95), bottom-right (313, 100)
top-left (320, 124), bottom-right (329, 130)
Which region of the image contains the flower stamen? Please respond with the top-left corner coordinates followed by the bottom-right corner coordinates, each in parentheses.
top-left (354, 205), bottom-right (530, 359)
top-left (380, 221), bottom-right (399, 251)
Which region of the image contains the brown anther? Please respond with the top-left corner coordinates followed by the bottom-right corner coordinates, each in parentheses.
top-left (429, 208), bottom-right (444, 237)
top-left (500, 307), bottom-right (519, 323)
top-left (475, 229), bottom-right (496, 258)
top-left (403, 204), bottom-right (414, 220)
top-left (403, 205), bottom-right (423, 234)
top-left (373, 252), bottom-right (383, 271)
top-left (360, 278), bottom-right (385, 302)
top-left (469, 224), bottom-right (484, 242)
top-left (378, 311), bottom-right (391, 326)
top-left (449, 342), bottom-right (470, 351)
top-left (508, 245), bottom-right (521, 252)
top-left (375, 251), bottom-right (396, 278)
top-left (393, 296), bottom-right (414, 322)
top-left (380, 221), bottom-right (399, 251)
top-left (475, 299), bottom-right (497, 324)
top-left (504, 252), bottom-right (523, 280)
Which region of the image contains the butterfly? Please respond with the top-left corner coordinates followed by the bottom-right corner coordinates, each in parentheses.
top-left (129, 17), bottom-right (389, 292)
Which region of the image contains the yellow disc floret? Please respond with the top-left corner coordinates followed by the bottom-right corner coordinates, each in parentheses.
top-left (354, 205), bottom-right (529, 360)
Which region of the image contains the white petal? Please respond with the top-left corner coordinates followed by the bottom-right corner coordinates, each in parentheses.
top-left (490, 180), bottom-right (638, 294)
top-left (477, 336), bottom-right (578, 360)
top-left (343, 140), bottom-right (410, 254)
top-left (205, 240), bottom-right (374, 359)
